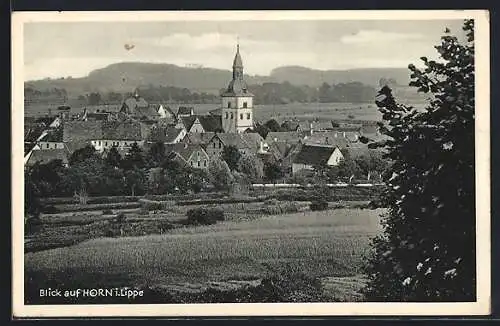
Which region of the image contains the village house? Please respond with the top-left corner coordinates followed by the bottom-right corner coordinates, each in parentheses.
top-left (90, 121), bottom-right (144, 153)
top-left (291, 144), bottom-right (344, 175)
top-left (182, 132), bottom-right (216, 147)
top-left (120, 90), bottom-right (160, 121)
top-left (154, 104), bottom-right (177, 124)
top-left (206, 132), bottom-right (266, 158)
top-left (25, 148), bottom-right (70, 168)
top-left (35, 128), bottom-right (64, 150)
top-left (176, 106), bottom-right (195, 118)
top-left (165, 143), bottom-right (211, 170)
top-left (179, 115), bottom-right (223, 134)
top-left (147, 125), bottom-right (187, 145)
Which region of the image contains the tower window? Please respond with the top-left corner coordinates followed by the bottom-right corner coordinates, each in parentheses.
top-left (240, 113), bottom-right (243, 120)
top-left (243, 102), bottom-right (248, 108)
top-left (204, 160), bottom-right (207, 167)
top-left (227, 102), bottom-right (231, 108)
top-left (225, 112), bottom-right (228, 119)
top-left (230, 113), bottom-right (233, 119)
top-left (247, 113), bottom-right (251, 120)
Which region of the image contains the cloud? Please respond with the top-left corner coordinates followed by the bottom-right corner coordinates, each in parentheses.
top-left (340, 30), bottom-right (424, 45)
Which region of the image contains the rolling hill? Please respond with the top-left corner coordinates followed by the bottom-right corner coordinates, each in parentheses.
top-left (25, 62), bottom-right (413, 97)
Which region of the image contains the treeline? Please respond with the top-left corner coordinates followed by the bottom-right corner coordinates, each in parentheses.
top-left (25, 81), bottom-right (378, 106)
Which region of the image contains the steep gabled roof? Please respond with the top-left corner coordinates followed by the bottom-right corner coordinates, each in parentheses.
top-left (292, 144), bottom-right (339, 166)
top-left (164, 143), bottom-right (208, 163)
top-left (303, 131), bottom-right (353, 148)
top-left (101, 121), bottom-right (143, 140)
top-left (177, 106), bottom-right (194, 116)
top-left (266, 131), bottom-right (305, 144)
top-left (26, 148), bottom-right (69, 167)
top-left (184, 132), bottom-right (216, 146)
top-left (198, 115), bottom-right (223, 133)
top-left (213, 132), bottom-right (264, 153)
top-left (181, 116), bottom-right (197, 131)
top-left (164, 126), bottom-right (185, 143)
top-left (63, 120), bottom-right (104, 143)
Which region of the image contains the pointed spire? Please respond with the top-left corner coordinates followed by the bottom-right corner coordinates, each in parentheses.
top-left (233, 40), bottom-right (243, 69)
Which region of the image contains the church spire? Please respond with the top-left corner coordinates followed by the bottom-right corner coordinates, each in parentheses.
top-left (232, 42), bottom-right (243, 80)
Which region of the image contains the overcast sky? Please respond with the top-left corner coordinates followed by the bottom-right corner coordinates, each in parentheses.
top-left (24, 19), bottom-right (466, 81)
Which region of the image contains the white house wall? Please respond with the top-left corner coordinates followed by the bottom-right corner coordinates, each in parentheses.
top-left (326, 148), bottom-right (344, 166)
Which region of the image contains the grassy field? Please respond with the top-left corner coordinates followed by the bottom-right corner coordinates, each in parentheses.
top-left (25, 102), bottom-right (382, 122)
top-left (25, 208), bottom-right (384, 302)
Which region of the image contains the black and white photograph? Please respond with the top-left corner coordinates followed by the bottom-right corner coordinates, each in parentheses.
top-left (12, 10), bottom-right (490, 317)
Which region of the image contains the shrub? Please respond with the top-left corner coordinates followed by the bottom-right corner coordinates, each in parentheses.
top-left (113, 212), bottom-right (127, 223)
top-left (186, 207), bottom-right (225, 225)
top-left (41, 205), bottom-right (58, 214)
top-left (310, 200), bottom-right (328, 211)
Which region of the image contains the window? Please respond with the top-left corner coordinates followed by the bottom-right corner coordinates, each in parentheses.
top-left (225, 112), bottom-right (228, 119)
top-left (243, 102), bottom-right (248, 108)
top-left (230, 113), bottom-right (233, 119)
top-left (46, 143), bottom-right (49, 149)
top-left (227, 102), bottom-right (231, 108)
top-left (105, 142), bottom-right (108, 146)
top-left (191, 161), bottom-right (194, 166)
top-left (247, 113), bottom-right (251, 120)
top-left (240, 113), bottom-right (243, 120)
top-left (99, 141), bottom-right (101, 146)
top-left (204, 160), bottom-right (207, 167)
top-left (197, 161), bottom-right (200, 167)
top-left (213, 142), bottom-right (216, 148)
top-left (218, 142), bottom-right (221, 149)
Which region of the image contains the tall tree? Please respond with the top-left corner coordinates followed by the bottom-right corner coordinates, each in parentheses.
top-left (146, 141), bottom-right (166, 168)
top-left (221, 145), bottom-right (241, 171)
top-left (208, 157), bottom-right (234, 192)
top-left (363, 20), bottom-right (475, 301)
top-left (122, 142), bottom-right (145, 170)
top-left (264, 162), bottom-right (283, 184)
top-left (105, 146), bottom-right (122, 169)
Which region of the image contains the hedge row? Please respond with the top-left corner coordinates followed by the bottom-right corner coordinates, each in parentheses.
top-left (40, 196), bottom-right (141, 205)
top-left (176, 196), bottom-right (261, 206)
top-left (257, 201), bottom-right (310, 215)
top-left (43, 202), bottom-right (141, 214)
top-left (186, 207), bottom-right (225, 225)
top-left (138, 199), bottom-right (176, 211)
top-left (143, 192), bottom-right (223, 202)
top-left (264, 186), bottom-right (385, 202)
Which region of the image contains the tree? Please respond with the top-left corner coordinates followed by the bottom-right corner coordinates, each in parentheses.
top-left (87, 92), bottom-right (102, 105)
top-left (69, 145), bottom-right (97, 166)
top-left (238, 152), bottom-right (264, 182)
top-left (25, 168), bottom-right (41, 218)
top-left (121, 143), bottom-right (145, 170)
top-left (264, 119), bottom-right (282, 132)
top-left (208, 157), bottom-right (234, 192)
top-left (221, 145), bottom-right (241, 171)
top-left (105, 146), bottom-right (122, 169)
top-left (124, 167), bottom-right (146, 196)
top-left (363, 20), bottom-right (475, 302)
top-left (264, 162), bottom-right (283, 184)
top-left (254, 122), bottom-right (270, 139)
top-left (146, 141), bottom-right (166, 168)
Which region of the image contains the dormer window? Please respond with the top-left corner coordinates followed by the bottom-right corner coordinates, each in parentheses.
top-left (227, 102), bottom-right (231, 108)
top-left (243, 102), bottom-right (248, 108)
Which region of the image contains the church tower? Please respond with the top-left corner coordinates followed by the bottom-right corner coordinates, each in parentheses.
top-left (221, 43), bottom-right (254, 133)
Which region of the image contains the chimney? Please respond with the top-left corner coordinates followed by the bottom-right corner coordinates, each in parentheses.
top-left (259, 141), bottom-right (264, 153)
top-left (325, 137), bottom-right (329, 145)
top-left (334, 132), bottom-right (338, 138)
top-left (343, 131), bottom-right (346, 138)
top-left (309, 122), bottom-right (313, 136)
top-left (184, 142), bottom-right (188, 149)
